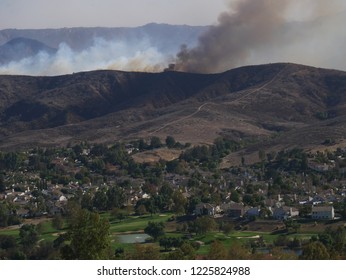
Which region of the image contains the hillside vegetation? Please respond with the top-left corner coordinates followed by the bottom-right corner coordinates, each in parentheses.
top-left (0, 63), bottom-right (345, 155)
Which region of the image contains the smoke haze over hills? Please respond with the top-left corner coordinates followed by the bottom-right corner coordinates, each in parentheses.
top-left (0, 38), bottom-right (167, 75)
top-left (0, 0), bottom-right (346, 75)
top-left (0, 24), bottom-right (206, 75)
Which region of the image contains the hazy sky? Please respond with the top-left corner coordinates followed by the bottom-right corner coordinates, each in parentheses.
top-left (0, 0), bottom-right (228, 29)
top-left (1, 0), bottom-right (346, 75)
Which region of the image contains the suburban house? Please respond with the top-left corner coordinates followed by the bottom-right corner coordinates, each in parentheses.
top-left (310, 195), bottom-right (326, 205)
top-left (246, 207), bottom-right (260, 217)
top-left (221, 203), bottom-right (245, 218)
top-left (311, 205), bottom-right (335, 220)
top-left (273, 206), bottom-right (299, 220)
top-left (194, 203), bottom-right (217, 216)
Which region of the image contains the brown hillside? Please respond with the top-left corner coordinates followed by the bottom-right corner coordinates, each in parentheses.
top-left (0, 63), bottom-right (345, 152)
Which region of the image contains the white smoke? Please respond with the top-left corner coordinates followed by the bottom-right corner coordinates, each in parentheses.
top-left (1, 0), bottom-right (346, 75)
top-left (0, 38), bottom-right (169, 76)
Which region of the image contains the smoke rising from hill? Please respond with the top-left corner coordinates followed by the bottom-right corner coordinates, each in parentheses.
top-left (174, 0), bottom-right (346, 73)
top-left (0, 0), bottom-right (346, 75)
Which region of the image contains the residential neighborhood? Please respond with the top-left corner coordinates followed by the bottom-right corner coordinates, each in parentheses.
top-left (1, 137), bottom-right (346, 259)
top-left (1, 138), bottom-right (346, 222)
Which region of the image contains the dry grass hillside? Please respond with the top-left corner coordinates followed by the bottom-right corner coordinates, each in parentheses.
top-left (0, 63), bottom-right (345, 155)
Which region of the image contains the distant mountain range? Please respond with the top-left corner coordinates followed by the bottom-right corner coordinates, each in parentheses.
top-left (0, 23), bottom-right (208, 49)
top-left (0, 63), bottom-right (345, 156)
top-left (0, 23), bottom-right (208, 60)
top-left (0, 37), bottom-right (57, 64)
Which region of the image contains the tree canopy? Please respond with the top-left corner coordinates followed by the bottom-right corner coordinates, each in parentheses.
top-left (60, 209), bottom-right (110, 260)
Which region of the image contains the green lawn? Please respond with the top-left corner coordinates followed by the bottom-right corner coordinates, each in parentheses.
top-left (0, 219), bottom-right (67, 242)
top-left (0, 228), bottom-right (20, 238)
top-left (0, 214), bottom-right (318, 259)
top-left (109, 214), bottom-right (171, 233)
top-left (0, 214), bottom-right (171, 243)
top-left (190, 230), bottom-right (314, 256)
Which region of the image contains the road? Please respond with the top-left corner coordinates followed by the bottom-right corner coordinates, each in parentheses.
top-left (149, 102), bottom-right (212, 134)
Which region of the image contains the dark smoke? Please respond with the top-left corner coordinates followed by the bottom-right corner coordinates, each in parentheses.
top-left (174, 0), bottom-right (345, 73)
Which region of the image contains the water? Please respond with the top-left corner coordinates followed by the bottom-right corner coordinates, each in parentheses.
top-left (117, 233), bottom-right (150, 244)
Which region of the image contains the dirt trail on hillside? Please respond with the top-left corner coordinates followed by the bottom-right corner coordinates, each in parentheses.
top-left (148, 66), bottom-right (288, 135)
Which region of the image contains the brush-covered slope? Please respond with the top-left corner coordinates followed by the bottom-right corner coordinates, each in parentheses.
top-left (0, 63), bottom-right (345, 150)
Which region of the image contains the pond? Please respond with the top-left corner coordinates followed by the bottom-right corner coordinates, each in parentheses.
top-left (117, 233), bottom-right (150, 244)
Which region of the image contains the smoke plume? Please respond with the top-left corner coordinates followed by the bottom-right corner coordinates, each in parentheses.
top-left (1, 0), bottom-right (346, 75)
top-left (174, 0), bottom-right (346, 73)
top-left (0, 38), bottom-right (168, 76)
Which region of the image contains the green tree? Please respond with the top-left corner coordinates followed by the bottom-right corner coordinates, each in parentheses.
top-left (136, 204), bottom-right (147, 216)
top-left (299, 204), bottom-right (312, 218)
top-left (159, 237), bottom-right (182, 251)
top-left (90, 144), bottom-right (107, 156)
top-left (300, 241), bottom-right (330, 260)
top-left (65, 200), bottom-right (82, 225)
top-left (165, 136), bottom-right (176, 148)
top-left (180, 242), bottom-right (196, 259)
top-left (284, 219), bottom-right (301, 233)
top-left (228, 241), bottom-right (251, 260)
top-left (4, 152), bottom-right (21, 170)
top-left (138, 139), bottom-right (148, 150)
top-left (0, 202), bottom-right (9, 227)
top-left (150, 136), bottom-right (162, 149)
top-left (144, 221), bottom-right (165, 241)
top-left (0, 235), bottom-right (17, 250)
top-left (193, 216), bottom-right (217, 235)
top-left (0, 175), bottom-right (6, 193)
top-left (52, 214), bottom-right (64, 230)
top-left (208, 240), bottom-right (228, 259)
top-left (340, 198), bottom-right (346, 220)
top-left (32, 240), bottom-right (58, 260)
top-left (222, 222), bottom-right (234, 235)
top-left (160, 183), bottom-right (174, 204)
top-left (72, 144), bottom-right (83, 155)
top-left (19, 224), bottom-right (39, 251)
top-left (166, 242), bottom-right (196, 260)
top-left (270, 247), bottom-right (298, 260)
top-left (60, 209), bottom-right (110, 260)
top-left (81, 192), bottom-right (93, 211)
top-left (106, 186), bottom-right (125, 209)
top-left (127, 244), bottom-right (161, 260)
top-left (166, 160), bottom-right (186, 174)
top-left (91, 159), bottom-right (105, 173)
top-left (230, 191), bottom-right (240, 203)
top-left (172, 191), bottom-right (187, 215)
top-left (110, 208), bottom-right (127, 222)
top-left (93, 189), bottom-right (108, 211)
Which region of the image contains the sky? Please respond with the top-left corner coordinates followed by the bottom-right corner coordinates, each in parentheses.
top-left (0, 0), bottom-right (229, 29)
top-left (1, 0), bottom-right (346, 75)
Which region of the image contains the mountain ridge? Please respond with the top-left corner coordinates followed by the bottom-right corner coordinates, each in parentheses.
top-left (0, 23), bottom-right (208, 52)
top-left (0, 63), bottom-right (345, 153)
top-left (0, 37), bottom-right (57, 65)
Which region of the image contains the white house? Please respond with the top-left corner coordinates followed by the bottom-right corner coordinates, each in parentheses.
top-left (273, 206), bottom-right (299, 220)
top-left (311, 205), bottom-right (335, 220)
top-left (59, 195), bottom-right (68, 202)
